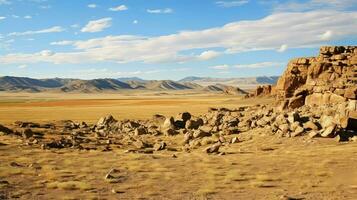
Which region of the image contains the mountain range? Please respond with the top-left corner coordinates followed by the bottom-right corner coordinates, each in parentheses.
top-left (0, 76), bottom-right (279, 93)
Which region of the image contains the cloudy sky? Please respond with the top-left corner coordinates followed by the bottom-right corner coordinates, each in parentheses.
top-left (0, 0), bottom-right (356, 80)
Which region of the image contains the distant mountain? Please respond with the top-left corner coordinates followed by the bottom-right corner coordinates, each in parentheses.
top-left (144, 80), bottom-right (194, 90)
top-left (179, 76), bottom-right (279, 89)
top-left (0, 75), bottom-right (271, 94)
top-left (117, 77), bottom-right (147, 83)
top-left (178, 76), bottom-right (207, 82)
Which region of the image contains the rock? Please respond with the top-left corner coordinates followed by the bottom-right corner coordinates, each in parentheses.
top-left (162, 117), bottom-right (175, 130)
top-left (97, 115), bottom-right (117, 128)
top-left (320, 124), bottom-right (337, 137)
top-left (0, 124), bottom-right (13, 135)
top-left (204, 143), bottom-right (221, 154)
top-left (133, 140), bottom-right (150, 149)
top-left (174, 120), bottom-right (186, 129)
top-left (185, 118), bottom-right (203, 129)
top-left (288, 95), bottom-right (306, 109)
top-left (278, 124), bottom-right (290, 134)
top-left (193, 129), bottom-right (210, 139)
top-left (152, 114), bottom-right (166, 125)
top-left (162, 128), bottom-right (177, 136)
top-left (308, 131), bottom-right (319, 139)
top-left (340, 116), bottom-right (357, 130)
top-left (154, 141), bottom-right (166, 151)
top-left (320, 115), bottom-right (335, 129)
top-left (291, 126), bottom-right (304, 137)
top-left (303, 121), bottom-right (319, 131)
top-left (134, 127), bottom-right (147, 136)
top-left (344, 87), bottom-right (357, 99)
top-left (231, 137), bottom-right (239, 144)
top-left (176, 112), bottom-right (191, 122)
top-left (288, 112), bottom-right (300, 124)
top-left (21, 129), bottom-right (33, 139)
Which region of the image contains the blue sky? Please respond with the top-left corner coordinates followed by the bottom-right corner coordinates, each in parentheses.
top-left (0, 0), bottom-right (356, 80)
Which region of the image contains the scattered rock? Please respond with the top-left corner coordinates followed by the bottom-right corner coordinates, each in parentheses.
top-left (204, 143), bottom-right (221, 154)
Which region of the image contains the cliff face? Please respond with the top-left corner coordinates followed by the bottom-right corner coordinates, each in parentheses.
top-left (275, 46), bottom-right (357, 110)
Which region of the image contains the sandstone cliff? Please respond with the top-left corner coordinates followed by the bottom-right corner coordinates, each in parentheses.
top-left (275, 46), bottom-right (356, 110)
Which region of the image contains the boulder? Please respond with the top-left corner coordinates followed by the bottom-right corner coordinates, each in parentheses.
top-left (320, 124), bottom-right (337, 137)
top-left (154, 141), bottom-right (166, 151)
top-left (97, 115), bottom-right (117, 127)
top-left (288, 112), bottom-right (300, 124)
top-left (204, 143), bottom-right (221, 154)
top-left (288, 95), bottom-right (306, 109)
top-left (176, 112), bottom-right (192, 122)
top-left (303, 121), bottom-right (319, 131)
top-left (0, 124), bottom-right (13, 135)
top-left (22, 128), bottom-right (33, 139)
top-left (134, 127), bottom-right (147, 136)
top-left (162, 117), bottom-right (175, 130)
top-left (193, 129), bottom-right (211, 139)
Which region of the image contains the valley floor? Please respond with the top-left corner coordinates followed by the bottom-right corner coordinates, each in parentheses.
top-left (1, 132), bottom-right (356, 199)
top-left (0, 92), bottom-right (356, 199)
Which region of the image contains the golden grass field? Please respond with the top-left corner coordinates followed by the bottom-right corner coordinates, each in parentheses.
top-left (0, 91), bottom-right (356, 199)
top-left (0, 91), bottom-right (272, 124)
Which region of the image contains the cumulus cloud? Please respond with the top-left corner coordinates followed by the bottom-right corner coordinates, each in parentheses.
top-left (147, 8), bottom-right (173, 14)
top-left (81, 18), bottom-right (112, 33)
top-left (24, 15), bottom-right (32, 19)
top-left (216, 1), bottom-right (249, 7)
top-left (1, 10), bottom-right (357, 65)
top-left (133, 20), bottom-right (138, 24)
top-left (0, 16), bottom-right (6, 20)
top-left (8, 26), bottom-right (65, 36)
top-left (109, 5), bottom-right (128, 11)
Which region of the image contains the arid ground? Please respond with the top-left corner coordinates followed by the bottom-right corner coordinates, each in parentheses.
top-left (0, 92), bottom-right (356, 200)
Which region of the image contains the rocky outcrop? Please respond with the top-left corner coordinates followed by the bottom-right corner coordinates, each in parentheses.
top-left (275, 46), bottom-right (356, 110)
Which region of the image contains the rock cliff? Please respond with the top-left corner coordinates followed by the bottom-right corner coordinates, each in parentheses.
top-left (275, 46), bottom-right (356, 110)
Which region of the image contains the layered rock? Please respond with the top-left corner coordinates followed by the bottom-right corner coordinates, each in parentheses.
top-left (275, 46), bottom-right (357, 110)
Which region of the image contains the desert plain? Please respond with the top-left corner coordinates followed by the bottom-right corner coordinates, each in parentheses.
top-left (0, 91), bottom-right (356, 200)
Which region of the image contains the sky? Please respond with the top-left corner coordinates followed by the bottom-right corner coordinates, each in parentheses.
top-left (0, 0), bottom-right (356, 80)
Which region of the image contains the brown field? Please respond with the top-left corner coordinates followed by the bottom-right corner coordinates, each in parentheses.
top-left (0, 92), bottom-right (356, 200)
top-left (0, 91), bottom-right (272, 124)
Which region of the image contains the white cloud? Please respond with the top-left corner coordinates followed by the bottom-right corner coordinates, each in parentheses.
top-left (198, 50), bottom-right (221, 60)
top-left (18, 64), bottom-right (27, 69)
top-left (210, 64), bottom-right (230, 70)
top-left (274, 0), bottom-right (356, 12)
top-left (50, 40), bottom-right (73, 46)
top-left (320, 30), bottom-right (333, 41)
top-left (0, 0), bottom-right (10, 5)
top-left (8, 26), bottom-right (65, 36)
top-left (216, 1), bottom-right (249, 7)
top-left (1, 10), bottom-right (357, 65)
top-left (0, 16), bottom-right (6, 20)
top-left (81, 18), bottom-right (112, 33)
top-left (24, 15), bottom-right (32, 19)
top-left (71, 24), bottom-right (79, 28)
top-left (277, 44), bottom-right (288, 52)
top-left (109, 5), bottom-right (128, 11)
top-left (235, 62), bottom-right (284, 68)
top-left (147, 8), bottom-right (173, 14)
top-left (88, 4), bottom-right (97, 8)
top-left (133, 20), bottom-right (138, 24)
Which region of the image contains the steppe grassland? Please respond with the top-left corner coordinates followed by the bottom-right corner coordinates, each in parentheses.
top-left (0, 91), bottom-right (273, 124)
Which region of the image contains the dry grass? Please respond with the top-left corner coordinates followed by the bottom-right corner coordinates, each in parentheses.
top-left (0, 92), bottom-right (273, 123)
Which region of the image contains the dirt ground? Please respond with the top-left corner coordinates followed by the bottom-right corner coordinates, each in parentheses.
top-left (0, 92), bottom-right (356, 200)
